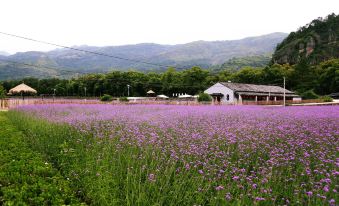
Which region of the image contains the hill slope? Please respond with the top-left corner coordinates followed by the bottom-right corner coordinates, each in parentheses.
top-left (216, 55), bottom-right (272, 72)
top-left (0, 33), bottom-right (287, 80)
top-left (272, 13), bottom-right (339, 65)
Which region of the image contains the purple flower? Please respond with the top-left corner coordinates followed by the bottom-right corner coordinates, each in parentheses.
top-left (148, 173), bottom-right (156, 182)
top-left (329, 199), bottom-right (335, 205)
top-left (215, 185), bottom-right (224, 191)
top-left (17, 104), bottom-right (339, 203)
top-left (225, 193), bottom-right (231, 200)
top-left (323, 185), bottom-right (329, 192)
top-left (306, 191), bottom-right (313, 197)
top-left (232, 176), bottom-right (240, 181)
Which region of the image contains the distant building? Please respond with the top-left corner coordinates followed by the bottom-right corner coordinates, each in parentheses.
top-left (329, 93), bottom-right (339, 99)
top-left (204, 82), bottom-right (300, 104)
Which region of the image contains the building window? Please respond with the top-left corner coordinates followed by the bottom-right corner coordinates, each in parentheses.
top-left (226, 94), bottom-right (229, 101)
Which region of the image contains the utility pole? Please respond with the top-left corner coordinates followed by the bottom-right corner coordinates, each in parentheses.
top-left (283, 77), bottom-right (286, 107)
top-left (53, 88), bottom-right (56, 102)
top-left (127, 84), bottom-right (130, 97)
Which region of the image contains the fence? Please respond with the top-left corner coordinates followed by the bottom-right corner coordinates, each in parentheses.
top-left (241, 99), bottom-right (330, 106)
top-left (0, 99), bottom-right (9, 110)
top-left (0, 98), bottom-right (335, 110)
top-left (0, 98), bottom-right (102, 110)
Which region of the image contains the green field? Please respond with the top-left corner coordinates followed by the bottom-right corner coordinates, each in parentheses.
top-left (0, 112), bottom-right (83, 205)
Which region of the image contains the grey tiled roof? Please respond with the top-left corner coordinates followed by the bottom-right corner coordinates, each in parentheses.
top-left (220, 82), bottom-right (294, 94)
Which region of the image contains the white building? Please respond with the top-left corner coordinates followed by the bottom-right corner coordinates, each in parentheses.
top-left (204, 82), bottom-right (300, 104)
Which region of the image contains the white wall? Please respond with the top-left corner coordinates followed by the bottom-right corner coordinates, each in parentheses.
top-left (204, 83), bottom-right (235, 103)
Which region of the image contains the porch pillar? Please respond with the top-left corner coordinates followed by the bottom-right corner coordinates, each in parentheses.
top-left (274, 96), bottom-right (277, 101)
top-left (239, 94), bottom-right (242, 105)
top-left (266, 96), bottom-right (269, 102)
top-left (255, 96), bottom-right (258, 102)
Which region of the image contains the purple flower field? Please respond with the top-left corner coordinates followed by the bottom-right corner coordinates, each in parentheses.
top-left (15, 104), bottom-right (339, 205)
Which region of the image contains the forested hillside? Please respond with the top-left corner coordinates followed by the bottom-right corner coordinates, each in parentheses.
top-left (272, 13), bottom-right (339, 65)
top-left (215, 55), bottom-right (271, 72)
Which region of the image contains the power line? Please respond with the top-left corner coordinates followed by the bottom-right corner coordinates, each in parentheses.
top-left (0, 31), bottom-right (181, 70)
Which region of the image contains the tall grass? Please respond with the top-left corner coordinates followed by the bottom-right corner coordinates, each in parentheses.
top-left (7, 105), bottom-right (339, 206)
top-left (8, 111), bottom-right (222, 205)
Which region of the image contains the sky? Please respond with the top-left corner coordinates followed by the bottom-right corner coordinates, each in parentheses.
top-left (0, 0), bottom-right (338, 54)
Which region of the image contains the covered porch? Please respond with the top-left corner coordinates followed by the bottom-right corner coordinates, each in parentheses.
top-left (235, 92), bottom-right (295, 104)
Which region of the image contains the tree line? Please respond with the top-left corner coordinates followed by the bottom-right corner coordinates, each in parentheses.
top-left (1, 58), bottom-right (338, 99)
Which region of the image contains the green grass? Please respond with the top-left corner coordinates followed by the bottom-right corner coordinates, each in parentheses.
top-left (0, 112), bottom-right (83, 205)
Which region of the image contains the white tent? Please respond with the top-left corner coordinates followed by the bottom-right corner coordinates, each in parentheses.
top-left (157, 94), bottom-right (169, 99)
top-left (147, 90), bottom-right (155, 94)
top-left (178, 94), bottom-right (193, 98)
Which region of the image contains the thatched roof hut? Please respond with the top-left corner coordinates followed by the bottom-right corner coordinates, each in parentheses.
top-left (9, 83), bottom-right (37, 94)
top-left (9, 83), bottom-right (37, 100)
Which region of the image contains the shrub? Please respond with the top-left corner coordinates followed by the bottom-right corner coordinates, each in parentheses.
top-left (0, 85), bottom-right (6, 98)
top-left (197, 93), bottom-right (212, 102)
top-left (300, 90), bottom-right (319, 100)
top-left (100, 94), bottom-right (113, 102)
top-left (119, 97), bottom-right (129, 102)
top-left (319, 95), bottom-right (333, 102)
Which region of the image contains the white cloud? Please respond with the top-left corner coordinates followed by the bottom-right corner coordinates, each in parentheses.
top-left (0, 0), bottom-right (338, 54)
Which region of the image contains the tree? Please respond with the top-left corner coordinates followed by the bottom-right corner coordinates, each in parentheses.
top-left (231, 67), bottom-right (263, 84)
top-left (182, 66), bottom-right (209, 95)
top-left (0, 85), bottom-right (6, 98)
top-left (315, 59), bottom-right (339, 94)
top-left (291, 58), bottom-right (316, 93)
top-left (161, 67), bottom-right (182, 96)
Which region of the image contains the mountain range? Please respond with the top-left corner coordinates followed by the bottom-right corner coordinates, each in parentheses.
top-left (0, 32), bottom-right (287, 80)
top-left (0, 51), bottom-right (10, 56)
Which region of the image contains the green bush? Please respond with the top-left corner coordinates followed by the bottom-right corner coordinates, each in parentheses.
top-left (300, 90), bottom-right (319, 100)
top-left (119, 97), bottom-right (129, 102)
top-left (0, 85), bottom-right (6, 98)
top-left (319, 95), bottom-right (333, 102)
top-left (100, 94), bottom-right (113, 102)
top-left (197, 93), bottom-right (212, 102)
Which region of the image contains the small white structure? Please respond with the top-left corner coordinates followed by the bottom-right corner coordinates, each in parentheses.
top-left (204, 82), bottom-right (300, 104)
top-left (127, 97), bottom-right (147, 102)
top-left (178, 94), bottom-right (193, 98)
top-left (156, 94), bottom-right (169, 99)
